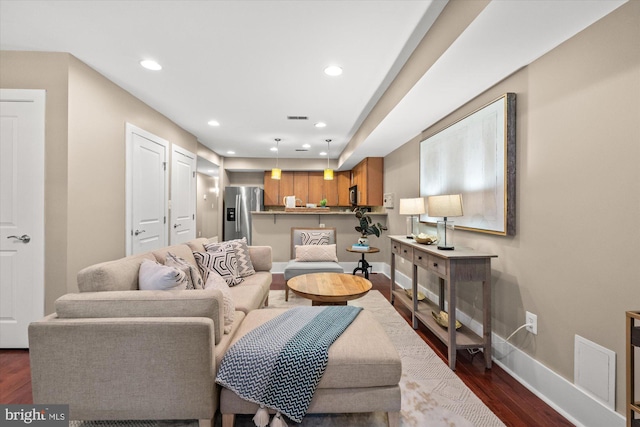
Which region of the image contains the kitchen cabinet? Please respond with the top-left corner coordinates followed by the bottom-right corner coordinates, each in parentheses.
top-left (263, 167), bottom-right (372, 207)
top-left (263, 170), bottom-right (294, 206)
top-left (351, 157), bottom-right (383, 206)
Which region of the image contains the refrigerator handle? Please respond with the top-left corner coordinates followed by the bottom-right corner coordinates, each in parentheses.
top-left (235, 194), bottom-right (241, 233)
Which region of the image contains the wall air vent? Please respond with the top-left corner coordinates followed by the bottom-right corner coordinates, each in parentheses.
top-left (287, 116), bottom-right (309, 120)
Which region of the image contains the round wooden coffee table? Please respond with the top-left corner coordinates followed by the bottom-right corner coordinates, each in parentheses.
top-left (287, 272), bottom-right (372, 306)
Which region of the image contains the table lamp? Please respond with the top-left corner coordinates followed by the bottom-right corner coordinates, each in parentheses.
top-left (426, 194), bottom-right (463, 250)
top-left (399, 198), bottom-right (426, 238)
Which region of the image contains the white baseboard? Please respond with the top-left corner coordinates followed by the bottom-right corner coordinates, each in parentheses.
top-left (382, 268), bottom-right (625, 427)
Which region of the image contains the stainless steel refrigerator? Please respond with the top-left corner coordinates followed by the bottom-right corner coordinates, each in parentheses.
top-left (223, 186), bottom-right (263, 244)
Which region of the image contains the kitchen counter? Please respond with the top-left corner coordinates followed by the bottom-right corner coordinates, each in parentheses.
top-left (253, 211), bottom-right (387, 215)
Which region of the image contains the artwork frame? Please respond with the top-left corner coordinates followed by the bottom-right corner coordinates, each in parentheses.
top-left (420, 93), bottom-right (516, 236)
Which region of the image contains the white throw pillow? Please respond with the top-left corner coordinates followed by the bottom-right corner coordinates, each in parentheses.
top-left (295, 244), bottom-right (338, 262)
top-left (138, 259), bottom-right (188, 291)
top-left (204, 273), bottom-right (235, 334)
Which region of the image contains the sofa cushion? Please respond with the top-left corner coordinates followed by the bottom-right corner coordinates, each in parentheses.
top-left (248, 246), bottom-right (272, 272)
top-left (54, 289), bottom-right (225, 345)
top-left (138, 259), bottom-right (189, 291)
top-left (283, 260), bottom-right (343, 280)
top-left (295, 244), bottom-right (338, 262)
top-left (227, 272), bottom-right (271, 314)
top-left (164, 252), bottom-right (204, 290)
top-left (204, 273), bottom-right (235, 334)
top-left (194, 249), bottom-right (243, 287)
top-left (205, 238), bottom-right (255, 278)
top-left (77, 252), bottom-right (157, 292)
top-left (228, 309), bottom-right (401, 389)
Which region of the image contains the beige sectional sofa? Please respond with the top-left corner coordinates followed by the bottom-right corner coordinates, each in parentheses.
top-left (29, 237), bottom-right (272, 427)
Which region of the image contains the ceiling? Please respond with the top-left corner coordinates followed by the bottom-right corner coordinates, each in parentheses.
top-left (0, 0), bottom-right (627, 170)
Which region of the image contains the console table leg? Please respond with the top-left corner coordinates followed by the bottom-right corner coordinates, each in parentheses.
top-left (448, 279), bottom-right (457, 370)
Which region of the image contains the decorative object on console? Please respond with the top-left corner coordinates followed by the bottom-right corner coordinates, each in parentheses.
top-left (405, 289), bottom-right (426, 301)
top-left (432, 310), bottom-right (462, 330)
top-left (399, 197), bottom-right (426, 238)
top-left (414, 233), bottom-right (438, 245)
top-left (427, 194), bottom-right (463, 250)
top-left (271, 138), bottom-right (281, 180)
top-left (354, 206), bottom-right (387, 246)
top-left (323, 139), bottom-right (333, 180)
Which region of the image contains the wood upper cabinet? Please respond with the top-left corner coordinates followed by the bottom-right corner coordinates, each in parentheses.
top-left (263, 170), bottom-right (294, 206)
top-left (262, 162), bottom-right (381, 207)
top-left (336, 171), bottom-right (351, 206)
top-left (293, 172), bottom-right (309, 206)
top-left (308, 172), bottom-right (325, 205)
top-left (352, 157), bottom-right (383, 206)
top-left (263, 171), bottom-right (281, 206)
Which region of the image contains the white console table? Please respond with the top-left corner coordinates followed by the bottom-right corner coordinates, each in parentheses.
top-left (389, 235), bottom-right (497, 370)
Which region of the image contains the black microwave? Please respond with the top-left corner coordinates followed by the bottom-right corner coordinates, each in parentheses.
top-left (349, 185), bottom-right (358, 205)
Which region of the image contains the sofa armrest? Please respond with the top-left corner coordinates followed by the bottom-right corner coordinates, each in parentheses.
top-left (55, 289), bottom-right (225, 344)
top-left (248, 246), bottom-right (272, 271)
top-left (29, 315), bottom-right (217, 420)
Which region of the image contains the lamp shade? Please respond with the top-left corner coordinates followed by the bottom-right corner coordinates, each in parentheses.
top-left (323, 168), bottom-right (334, 180)
top-left (426, 194), bottom-right (463, 218)
top-left (399, 198), bottom-right (426, 216)
top-left (271, 168), bottom-right (281, 180)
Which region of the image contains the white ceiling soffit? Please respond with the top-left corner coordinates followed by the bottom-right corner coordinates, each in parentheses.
top-left (343, 0), bottom-right (628, 170)
top-left (0, 0), bottom-right (443, 162)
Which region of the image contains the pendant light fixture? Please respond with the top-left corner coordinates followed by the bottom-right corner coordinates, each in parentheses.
top-left (271, 138), bottom-right (281, 180)
top-left (323, 139), bottom-right (334, 180)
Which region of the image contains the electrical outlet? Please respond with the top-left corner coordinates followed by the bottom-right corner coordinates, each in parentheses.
top-left (526, 311), bottom-right (538, 335)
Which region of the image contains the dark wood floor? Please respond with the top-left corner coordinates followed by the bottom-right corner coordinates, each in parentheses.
top-left (0, 273), bottom-right (572, 426)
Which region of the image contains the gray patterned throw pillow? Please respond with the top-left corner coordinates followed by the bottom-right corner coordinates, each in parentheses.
top-left (205, 238), bottom-right (255, 277)
top-left (194, 247), bottom-right (243, 287)
top-left (164, 252), bottom-right (204, 290)
top-left (300, 231), bottom-right (330, 245)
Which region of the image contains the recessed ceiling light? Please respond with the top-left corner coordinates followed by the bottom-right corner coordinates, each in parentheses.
top-left (140, 59), bottom-right (162, 71)
top-left (320, 151), bottom-right (327, 156)
top-left (227, 151), bottom-right (235, 155)
top-left (324, 65), bottom-right (342, 76)
top-left (302, 144), bottom-right (311, 149)
top-left (314, 122), bottom-right (327, 128)
top-left (207, 120), bottom-right (220, 127)
top-left (270, 147), bottom-right (278, 152)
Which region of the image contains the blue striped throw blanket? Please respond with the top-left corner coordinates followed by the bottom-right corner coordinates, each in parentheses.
top-left (216, 306), bottom-right (362, 424)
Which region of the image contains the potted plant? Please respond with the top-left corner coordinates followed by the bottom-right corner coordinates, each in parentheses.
top-left (319, 198), bottom-right (327, 207)
top-left (354, 207), bottom-right (387, 246)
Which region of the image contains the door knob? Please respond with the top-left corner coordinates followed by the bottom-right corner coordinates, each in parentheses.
top-left (134, 230), bottom-right (146, 236)
top-left (7, 234), bottom-right (31, 243)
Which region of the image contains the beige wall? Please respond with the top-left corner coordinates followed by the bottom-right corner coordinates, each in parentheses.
top-left (66, 56), bottom-right (200, 295)
top-left (1, 51), bottom-right (201, 311)
top-left (0, 51), bottom-right (71, 314)
top-left (384, 2), bottom-right (640, 414)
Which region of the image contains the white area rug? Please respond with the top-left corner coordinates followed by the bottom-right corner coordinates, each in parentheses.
top-left (72, 290), bottom-right (504, 427)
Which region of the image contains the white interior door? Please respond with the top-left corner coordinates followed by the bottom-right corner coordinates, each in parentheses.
top-left (126, 123), bottom-right (168, 255)
top-left (0, 89), bottom-right (45, 348)
top-left (170, 145), bottom-right (196, 244)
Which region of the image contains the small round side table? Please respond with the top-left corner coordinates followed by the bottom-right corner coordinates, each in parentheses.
top-left (345, 246), bottom-right (380, 279)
